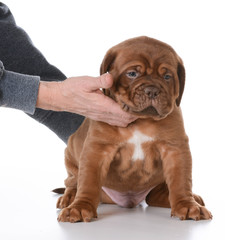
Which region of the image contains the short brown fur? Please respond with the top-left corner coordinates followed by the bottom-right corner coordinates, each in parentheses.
top-left (56, 36), bottom-right (212, 222)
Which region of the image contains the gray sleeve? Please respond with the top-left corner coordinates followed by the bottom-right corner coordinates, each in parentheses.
top-left (0, 61), bottom-right (40, 114)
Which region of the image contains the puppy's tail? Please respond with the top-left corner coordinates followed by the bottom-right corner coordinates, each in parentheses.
top-left (52, 188), bottom-right (65, 194)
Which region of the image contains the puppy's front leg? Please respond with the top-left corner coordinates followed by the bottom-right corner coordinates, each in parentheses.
top-left (162, 144), bottom-right (212, 221)
top-left (58, 143), bottom-right (115, 223)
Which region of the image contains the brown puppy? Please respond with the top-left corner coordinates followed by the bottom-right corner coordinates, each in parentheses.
top-left (56, 36), bottom-right (212, 222)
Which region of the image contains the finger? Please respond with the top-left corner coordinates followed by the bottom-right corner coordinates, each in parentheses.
top-left (104, 98), bottom-right (137, 121)
top-left (105, 115), bottom-right (137, 127)
top-left (106, 98), bottom-right (137, 120)
top-left (87, 73), bottom-right (113, 91)
top-left (99, 112), bottom-right (137, 127)
top-left (86, 110), bottom-right (135, 127)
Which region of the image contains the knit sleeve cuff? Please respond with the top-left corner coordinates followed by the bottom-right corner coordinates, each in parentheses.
top-left (0, 70), bottom-right (40, 114)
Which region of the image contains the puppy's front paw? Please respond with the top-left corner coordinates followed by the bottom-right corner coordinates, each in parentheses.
top-left (57, 202), bottom-right (97, 223)
top-left (171, 200), bottom-right (212, 221)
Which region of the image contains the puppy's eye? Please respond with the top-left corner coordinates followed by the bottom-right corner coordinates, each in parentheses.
top-left (164, 74), bottom-right (172, 81)
top-left (126, 70), bottom-right (139, 79)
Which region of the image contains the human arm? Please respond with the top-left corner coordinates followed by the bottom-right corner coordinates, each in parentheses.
top-left (36, 73), bottom-right (137, 127)
top-left (0, 61), bottom-right (136, 127)
top-left (0, 3), bottom-right (136, 127)
top-left (0, 61), bottom-right (40, 114)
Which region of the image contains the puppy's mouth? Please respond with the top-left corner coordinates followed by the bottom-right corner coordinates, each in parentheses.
top-left (121, 102), bottom-right (159, 117)
top-left (133, 106), bottom-right (159, 116)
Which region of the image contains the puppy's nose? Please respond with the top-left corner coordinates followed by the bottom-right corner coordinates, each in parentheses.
top-left (144, 86), bottom-right (160, 99)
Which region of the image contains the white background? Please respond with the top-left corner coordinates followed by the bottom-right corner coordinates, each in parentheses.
top-left (0, 0), bottom-right (224, 239)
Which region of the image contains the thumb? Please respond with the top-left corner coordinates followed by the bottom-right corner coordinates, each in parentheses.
top-left (88, 73), bottom-right (113, 91)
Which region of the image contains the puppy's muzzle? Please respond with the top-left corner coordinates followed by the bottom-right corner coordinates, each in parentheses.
top-left (144, 86), bottom-right (160, 99)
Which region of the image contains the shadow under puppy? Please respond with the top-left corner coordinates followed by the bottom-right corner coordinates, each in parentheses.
top-left (54, 36), bottom-right (212, 223)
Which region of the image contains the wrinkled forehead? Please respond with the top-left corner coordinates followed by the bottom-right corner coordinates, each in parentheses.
top-left (113, 42), bottom-right (178, 73)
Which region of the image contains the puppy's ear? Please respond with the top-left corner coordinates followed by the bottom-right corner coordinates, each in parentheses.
top-left (176, 57), bottom-right (185, 106)
top-left (100, 49), bottom-right (117, 97)
top-left (100, 49), bottom-right (117, 75)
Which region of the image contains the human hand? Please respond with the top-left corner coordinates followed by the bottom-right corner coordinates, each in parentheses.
top-left (36, 74), bottom-right (137, 127)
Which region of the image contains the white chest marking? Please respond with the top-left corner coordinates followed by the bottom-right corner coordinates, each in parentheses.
top-left (127, 130), bottom-right (154, 161)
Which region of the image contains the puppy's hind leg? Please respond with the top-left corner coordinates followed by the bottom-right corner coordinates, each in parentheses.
top-left (146, 182), bottom-right (206, 209)
top-left (145, 182), bottom-right (171, 208)
top-left (56, 151), bottom-right (79, 209)
top-left (56, 178), bottom-right (77, 209)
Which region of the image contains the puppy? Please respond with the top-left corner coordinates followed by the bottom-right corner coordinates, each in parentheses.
top-left (56, 36), bottom-right (212, 222)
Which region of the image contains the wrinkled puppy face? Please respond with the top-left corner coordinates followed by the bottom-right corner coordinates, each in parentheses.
top-left (100, 36), bottom-right (185, 120)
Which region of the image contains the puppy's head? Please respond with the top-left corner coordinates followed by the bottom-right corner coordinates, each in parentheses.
top-left (100, 36), bottom-right (185, 120)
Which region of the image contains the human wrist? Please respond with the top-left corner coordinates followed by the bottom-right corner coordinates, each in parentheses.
top-left (36, 81), bottom-right (62, 111)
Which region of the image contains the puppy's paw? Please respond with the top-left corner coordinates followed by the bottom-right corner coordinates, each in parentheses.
top-left (56, 189), bottom-right (76, 209)
top-left (57, 202), bottom-right (97, 223)
top-left (171, 200), bottom-right (212, 221)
